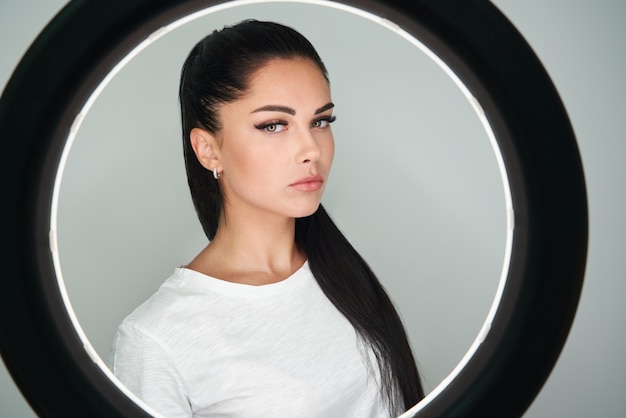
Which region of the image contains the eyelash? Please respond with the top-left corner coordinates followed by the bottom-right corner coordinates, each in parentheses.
top-left (254, 120), bottom-right (288, 133)
top-left (254, 115), bottom-right (336, 133)
top-left (312, 115), bottom-right (337, 129)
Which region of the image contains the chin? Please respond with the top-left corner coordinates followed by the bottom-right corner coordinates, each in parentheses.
top-left (292, 203), bottom-right (321, 219)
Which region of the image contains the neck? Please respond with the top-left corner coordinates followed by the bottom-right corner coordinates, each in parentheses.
top-left (187, 208), bottom-right (306, 285)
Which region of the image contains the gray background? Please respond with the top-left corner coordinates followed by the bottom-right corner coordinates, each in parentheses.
top-left (1, 1), bottom-right (624, 417)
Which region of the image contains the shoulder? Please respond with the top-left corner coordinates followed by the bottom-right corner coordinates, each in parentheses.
top-left (118, 268), bottom-right (214, 341)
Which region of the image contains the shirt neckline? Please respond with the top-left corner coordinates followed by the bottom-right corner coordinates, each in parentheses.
top-left (172, 260), bottom-right (311, 297)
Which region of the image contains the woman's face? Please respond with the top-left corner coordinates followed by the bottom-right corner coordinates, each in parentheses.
top-left (216, 57), bottom-right (335, 221)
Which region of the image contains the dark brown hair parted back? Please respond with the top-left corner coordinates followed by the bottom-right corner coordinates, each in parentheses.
top-left (179, 19), bottom-right (424, 415)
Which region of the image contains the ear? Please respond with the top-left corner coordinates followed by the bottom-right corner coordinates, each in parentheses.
top-left (190, 127), bottom-right (221, 171)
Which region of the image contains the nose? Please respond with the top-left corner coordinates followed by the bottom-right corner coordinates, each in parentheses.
top-left (296, 128), bottom-right (321, 164)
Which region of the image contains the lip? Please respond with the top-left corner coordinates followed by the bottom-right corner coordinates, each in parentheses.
top-left (290, 174), bottom-right (324, 191)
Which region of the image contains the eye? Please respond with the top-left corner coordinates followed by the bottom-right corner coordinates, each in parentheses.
top-left (255, 120), bottom-right (287, 133)
top-left (311, 115), bottom-right (336, 129)
top-left (264, 123), bottom-right (282, 133)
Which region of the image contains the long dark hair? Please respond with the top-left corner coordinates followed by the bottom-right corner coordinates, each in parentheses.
top-left (179, 20), bottom-right (424, 415)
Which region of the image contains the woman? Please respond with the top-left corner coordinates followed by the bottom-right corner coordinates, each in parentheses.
top-left (110, 19), bottom-right (423, 417)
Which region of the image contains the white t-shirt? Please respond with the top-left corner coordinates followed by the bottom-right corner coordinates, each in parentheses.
top-left (109, 261), bottom-right (390, 418)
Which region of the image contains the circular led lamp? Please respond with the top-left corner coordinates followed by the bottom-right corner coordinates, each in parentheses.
top-left (0, 0), bottom-right (587, 417)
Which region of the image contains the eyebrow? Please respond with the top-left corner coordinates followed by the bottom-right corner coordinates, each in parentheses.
top-left (314, 102), bottom-right (335, 115)
top-left (251, 102), bottom-right (334, 116)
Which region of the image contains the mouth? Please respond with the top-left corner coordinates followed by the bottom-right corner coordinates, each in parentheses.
top-left (290, 175), bottom-right (324, 191)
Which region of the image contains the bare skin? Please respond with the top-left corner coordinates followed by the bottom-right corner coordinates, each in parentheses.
top-left (186, 58), bottom-right (335, 285)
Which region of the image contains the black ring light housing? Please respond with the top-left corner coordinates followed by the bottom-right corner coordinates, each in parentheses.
top-left (0, 0), bottom-right (588, 417)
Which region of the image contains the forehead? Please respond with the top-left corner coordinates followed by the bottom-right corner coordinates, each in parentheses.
top-left (244, 58), bottom-right (331, 100)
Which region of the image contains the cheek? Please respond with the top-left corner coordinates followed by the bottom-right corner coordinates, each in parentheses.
top-left (222, 139), bottom-right (282, 189)
top-left (226, 149), bottom-right (264, 183)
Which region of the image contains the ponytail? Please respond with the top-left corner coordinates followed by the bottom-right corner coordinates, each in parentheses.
top-left (296, 205), bottom-right (424, 414)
